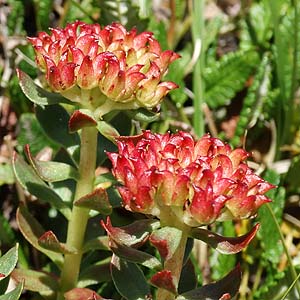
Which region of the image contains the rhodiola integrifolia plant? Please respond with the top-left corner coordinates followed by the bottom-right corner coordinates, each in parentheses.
top-left (12, 21), bottom-right (274, 300)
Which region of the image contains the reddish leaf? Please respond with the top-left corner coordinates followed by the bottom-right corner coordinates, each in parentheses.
top-left (16, 206), bottom-right (64, 267)
top-left (38, 231), bottom-right (77, 254)
top-left (74, 187), bottom-right (112, 215)
top-left (176, 265), bottom-right (241, 300)
top-left (150, 270), bottom-right (177, 294)
top-left (115, 132), bottom-right (144, 145)
top-left (149, 236), bottom-right (168, 260)
top-left (11, 268), bottom-right (58, 294)
top-left (190, 224), bottom-right (260, 254)
top-left (219, 293), bottom-right (231, 300)
top-left (108, 239), bottom-right (161, 269)
top-left (64, 288), bottom-right (104, 300)
top-left (78, 261), bottom-right (111, 288)
top-left (69, 109), bottom-right (97, 133)
top-left (101, 217), bottom-right (159, 247)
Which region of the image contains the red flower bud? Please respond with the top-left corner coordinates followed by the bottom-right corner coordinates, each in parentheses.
top-left (107, 131), bottom-right (275, 227)
top-left (28, 21), bottom-right (179, 112)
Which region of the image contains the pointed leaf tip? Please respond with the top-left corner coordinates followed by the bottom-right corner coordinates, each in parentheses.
top-left (110, 255), bottom-right (151, 300)
top-left (176, 264), bottom-right (241, 300)
top-left (190, 223), bottom-right (260, 254)
top-left (38, 230), bottom-right (77, 254)
top-left (97, 121), bottom-right (120, 143)
top-left (24, 144), bottom-right (79, 182)
top-left (0, 244), bottom-right (19, 280)
top-left (150, 270), bottom-right (177, 294)
top-left (69, 109), bottom-right (97, 133)
top-left (74, 187), bottom-right (112, 215)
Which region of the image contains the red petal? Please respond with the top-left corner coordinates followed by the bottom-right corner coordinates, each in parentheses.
top-left (77, 56), bottom-right (96, 88)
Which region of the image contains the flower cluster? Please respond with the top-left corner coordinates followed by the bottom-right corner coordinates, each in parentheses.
top-left (28, 21), bottom-right (179, 112)
top-left (107, 131), bottom-right (274, 227)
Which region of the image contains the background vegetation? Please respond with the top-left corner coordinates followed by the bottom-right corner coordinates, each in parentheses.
top-left (0, 0), bottom-right (300, 299)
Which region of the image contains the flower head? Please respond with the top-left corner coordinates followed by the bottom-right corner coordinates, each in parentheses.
top-left (107, 131), bottom-right (274, 227)
top-left (28, 21), bottom-right (179, 113)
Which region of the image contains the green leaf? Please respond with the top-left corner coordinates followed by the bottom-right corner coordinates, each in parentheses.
top-left (257, 169), bottom-right (285, 265)
top-left (0, 282), bottom-right (23, 300)
top-left (0, 245), bottom-right (18, 279)
top-left (16, 206), bottom-right (64, 268)
top-left (11, 268), bottom-right (58, 295)
top-left (97, 120), bottom-right (120, 143)
top-left (176, 265), bottom-right (241, 300)
top-left (203, 17), bottom-right (223, 53)
top-left (25, 144), bottom-right (79, 182)
top-left (17, 69), bottom-right (73, 106)
top-left (38, 231), bottom-right (77, 254)
top-left (125, 108), bottom-right (160, 123)
top-left (13, 153), bottom-right (71, 219)
top-left (78, 259), bottom-right (111, 288)
top-left (233, 53), bottom-right (272, 145)
top-left (74, 187), bottom-right (112, 215)
top-left (35, 104), bottom-right (80, 163)
top-left (204, 50), bottom-right (259, 108)
top-left (82, 236), bottom-right (109, 253)
top-left (101, 217), bottom-right (160, 247)
top-left (111, 255), bottom-right (151, 300)
top-left (190, 224), bottom-right (259, 254)
top-left (17, 113), bottom-right (59, 156)
top-left (109, 240), bottom-right (162, 270)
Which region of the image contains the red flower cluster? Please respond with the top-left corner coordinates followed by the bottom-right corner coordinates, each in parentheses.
top-left (107, 131), bottom-right (274, 227)
top-left (28, 21), bottom-right (179, 111)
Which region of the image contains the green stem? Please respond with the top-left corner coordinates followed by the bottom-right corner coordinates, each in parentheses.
top-left (58, 126), bottom-right (98, 298)
top-left (191, 0), bottom-right (205, 137)
top-left (266, 203), bottom-right (300, 296)
top-left (290, 0), bottom-right (299, 101)
top-left (280, 272), bottom-right (300, 300)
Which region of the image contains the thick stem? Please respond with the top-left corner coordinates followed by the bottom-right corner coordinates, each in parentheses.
top-left (58, 126), bottom-right (98, 298)
top-left (156, 208), bottom-right (190, 300)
